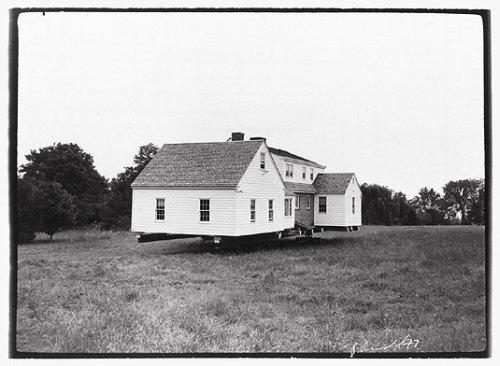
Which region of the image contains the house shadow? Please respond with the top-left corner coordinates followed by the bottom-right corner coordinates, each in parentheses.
top-left (142, 235), bottom-right (348, 256)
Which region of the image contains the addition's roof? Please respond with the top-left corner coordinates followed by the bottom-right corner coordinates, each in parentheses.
top-left (268, 147), bottom-right (325, 168)
top-left (284, 182), bottom-right (318, 196)
top-left (313, 173), bottom-right (356, 194)
top-left (131, 140), bottom-right (264, 188)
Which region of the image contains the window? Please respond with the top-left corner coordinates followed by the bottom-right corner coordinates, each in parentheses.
top-left (352, 197), bottom-right (356, 214)
top-left (250, 199), bottom-right (256, 222)
top-left (307, 195), bottom-right (311, 210)
top-left (310, 168), bottom-right (314, 181)
top-left (319, 196), bottom-right (327, 213)
top-left (200, 199), bottom-right (210, 222)
top-left (284, 198), bottom-right (292, 216)
top-left (285, 163), bottom-right (294, 178)
top-left (269, 199), bottom-right (274, 222)
top-left (260, 153), bottom-right (266, 169)
top-left (302, 167), bottom-right (306, 179)
top-left (295, 195), bottom-right (300, 209)
top-left (156, 199), bottom-right (165, 220)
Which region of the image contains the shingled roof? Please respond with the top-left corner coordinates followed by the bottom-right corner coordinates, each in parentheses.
top-left (313, 173), bottom-right (356, 194)
top-left (268, 147), bottom-right (325, 168)
top-left (131, 140), bottom-right (264, 188)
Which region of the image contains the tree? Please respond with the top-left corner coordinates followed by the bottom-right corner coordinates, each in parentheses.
top-left (361, 184), bottom-right (392, 225)
top-left (412, 187), bottom-right (441, 212)
top-left (443, 179), bottom-right (482, 225)
top-left (17, 177), bottom-right (42, 242)
top-left (20, 143), bottom-right (108, 225)
top-left (17, 177), bottom-right (75, 242)
top-left (468, 179), bottom-right (485, 225)
top-left (102, 143), bottom-right (159, 229)
top-left (103, 167), bottom-right (138, 229)
top-left (361, 184), bottom-right (419, 226)
top-left (37, 180), bottom-right (75, 239)
top-left (133, 143), bottom-right (159, 172)
top-left (393, 192), bottom-right (420, 225)
top-left (410, 187), bottom-right (447, 225)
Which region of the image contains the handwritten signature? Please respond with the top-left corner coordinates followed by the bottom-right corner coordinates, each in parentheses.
top-left (350, 334), bottom-right (420, 357)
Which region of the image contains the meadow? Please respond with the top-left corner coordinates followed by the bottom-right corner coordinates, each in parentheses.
top-left (16, 226), bottom-right (486, 354)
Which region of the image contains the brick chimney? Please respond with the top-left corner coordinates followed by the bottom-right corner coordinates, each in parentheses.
top-left (232, 132), bottom-right (244, 141)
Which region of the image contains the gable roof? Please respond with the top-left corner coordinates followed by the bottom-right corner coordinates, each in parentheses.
top-left (131, 140), bottom-right (264, 188)
top-left (284, 182), bottom-right (317, 195)
top-left (313, 173), bottom-right (356, 194)
top-left (268, 147), bottom-right (325, 168)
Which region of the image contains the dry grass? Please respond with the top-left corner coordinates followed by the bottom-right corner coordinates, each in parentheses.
top-left (16, 226), bottom-right (486, 354)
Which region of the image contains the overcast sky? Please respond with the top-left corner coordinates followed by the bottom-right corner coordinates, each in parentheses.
top-left (17, 11), bottom-right (485, 198)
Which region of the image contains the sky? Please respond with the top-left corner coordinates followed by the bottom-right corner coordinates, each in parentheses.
top-left (16, 10), bottom-right (485, 198)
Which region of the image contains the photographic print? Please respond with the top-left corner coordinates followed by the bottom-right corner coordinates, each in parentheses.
top-left (11, 6), bottom-right (488, 357)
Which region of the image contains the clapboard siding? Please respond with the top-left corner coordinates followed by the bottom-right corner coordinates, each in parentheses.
top-left (343, 177), bottom-right (363, 226)
top-left (314, 195), bottom-right (345, 226)
top-left (131, 188), bottom-right (237, 236)
top-left (270, 154), bottom-right (325, 184)
top-left (272, 154), bottom-right (286, 178)
top-left (235, 144), bottom-right (289, 235)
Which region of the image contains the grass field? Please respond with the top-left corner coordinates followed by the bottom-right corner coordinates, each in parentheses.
top-left (16, 226), bottom-right (486, 354)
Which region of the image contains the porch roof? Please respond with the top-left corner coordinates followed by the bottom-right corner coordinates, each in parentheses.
top-left (284, 182), bottom-right (318, 195)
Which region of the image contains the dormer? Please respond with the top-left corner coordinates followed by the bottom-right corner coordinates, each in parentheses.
top-left (268, 147), bottom-right (326, 183)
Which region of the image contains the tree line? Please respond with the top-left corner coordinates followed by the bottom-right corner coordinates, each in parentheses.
top-left (17, 142), bottom-right (158, 242)
top-left (16, 142), bottom-right (485, 242)
top-left (361, 179), bottom-right (485, 226)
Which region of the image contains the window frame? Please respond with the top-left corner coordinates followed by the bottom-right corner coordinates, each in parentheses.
top-left (260, 152), bottom-right (266, 169)
top-left (199, 199), bottom-right (210, 222)
top-left (310, 168), bottom-right (314, 181)
top-left (318, 196), bottom-right (327, 214)
top-left (352, 197), bottom-right (356, 214)
top-left (285, 163), bottom-right (294, 178)
top-left (268, 199), bottom-right (274, 222)
top-left (302, 167), bottom-right (306, 180)
top-left (250, 199), bottom-right (256, 222)
top-left (307, 195), bottom-right (311, 210)
top-left (155, 198), bottom-right (165, 221)
top-left (295, 195), bottom-right (300, 209)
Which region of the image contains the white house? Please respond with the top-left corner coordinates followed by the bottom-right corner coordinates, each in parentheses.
top-left (313, 173), bottom-right (362, 228)
top-left (131, 134), bottom-right (294, 239)
top-left (131, 132), bottom-right (361, 240)
top-left (269, 147), bottom-right (362, 231)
